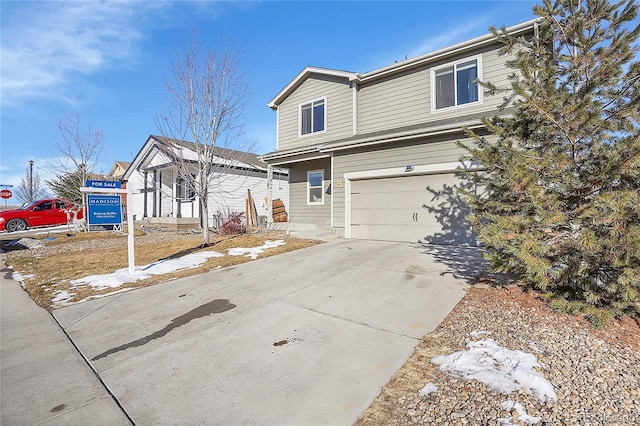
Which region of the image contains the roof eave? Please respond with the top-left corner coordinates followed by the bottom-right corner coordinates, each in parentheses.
top-left (356, 18), bottom-right (541, 84)
top-left (268, 66), bottom-right (358, 109)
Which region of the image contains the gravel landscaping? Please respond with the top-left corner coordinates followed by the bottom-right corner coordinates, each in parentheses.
top-left (357, 286), bottom-right (640, 426)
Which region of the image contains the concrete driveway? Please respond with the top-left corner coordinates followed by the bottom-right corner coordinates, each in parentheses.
top-left (51, 239), bottom-right (477, 425)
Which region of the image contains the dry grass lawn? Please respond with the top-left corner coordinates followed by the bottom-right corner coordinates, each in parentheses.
top-left (6, 228), bottom-right (321, 310)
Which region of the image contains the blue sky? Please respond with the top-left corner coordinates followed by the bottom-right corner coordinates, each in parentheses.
top-left (0, 0), bottom-right (537, 202)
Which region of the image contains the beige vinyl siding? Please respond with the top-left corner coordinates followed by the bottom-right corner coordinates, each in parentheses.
top-left (277, 75), bottom-right (353, 151)
top-left (357, 67), bottom-right (430, 134)
top-left (357, 44), bottom-right (514, 134)
top-left (332, 133), bottom-right (484, 229)
top-left (287, 159), bottom-right (331, 225)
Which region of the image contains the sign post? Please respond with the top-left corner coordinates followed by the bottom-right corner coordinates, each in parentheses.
top-left (0, 184), bottom-right (13, 211)
top-left (81, 180), bottom-right (135, 275)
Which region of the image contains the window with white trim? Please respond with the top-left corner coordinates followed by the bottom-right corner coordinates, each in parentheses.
top-left (432, 57), bottom-right (481, 111)
top-left (300, 98), bottom-right (325, 136)
top-left (307, 170), bottom-right (324, 204)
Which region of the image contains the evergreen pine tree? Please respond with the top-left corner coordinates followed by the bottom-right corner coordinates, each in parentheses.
top-left (461, 0), bottom-right (640, 323)
top-left (46, 166), bottom-right (87, 206)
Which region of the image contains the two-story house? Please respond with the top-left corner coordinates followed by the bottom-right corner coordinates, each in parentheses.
top-left (262, 19), bottom-right (538, 245)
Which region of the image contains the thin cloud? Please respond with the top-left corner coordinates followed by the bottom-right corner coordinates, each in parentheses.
top-left (1, 1), bottom-right (163, 106)
top-left (408, 17), bottom-right (494, 59)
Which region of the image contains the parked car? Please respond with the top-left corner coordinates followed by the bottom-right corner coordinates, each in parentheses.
top-left (0, 198), bottom-right (83, 232)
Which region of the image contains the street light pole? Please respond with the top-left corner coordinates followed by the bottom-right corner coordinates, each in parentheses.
top-left (28, 160), bottom-right (34, 202)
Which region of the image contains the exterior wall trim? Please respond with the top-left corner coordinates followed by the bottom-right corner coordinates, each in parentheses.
top-left (343, 161), bottom-right (481, 238)
top-left (320, 122), bottom-right (485, 153)
top-left (262, 153), bottom-right (330, 167)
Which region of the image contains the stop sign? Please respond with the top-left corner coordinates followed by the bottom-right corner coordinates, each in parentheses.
top-left (0, 189), bottom-right (12, 199)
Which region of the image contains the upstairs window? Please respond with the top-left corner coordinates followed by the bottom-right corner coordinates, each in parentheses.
top-left (307, 170), bottom-right (324, 204)
top-left (433, 57), bottom-right (480, 111)
top-left (300, 98), bottom-right (325, 136)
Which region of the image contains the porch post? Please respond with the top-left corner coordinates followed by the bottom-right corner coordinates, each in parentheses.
top-left (176, 177), bottom-right (182, 218)
top-left (143, 171), bottom-right (148, 217)
top-left (158, 171), bottom-right (162, 216)
top-left (152, 170), bottom-right (157, 217)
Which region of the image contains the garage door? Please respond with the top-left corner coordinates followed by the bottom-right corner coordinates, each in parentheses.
top-left (350, 173), bottom-right (477, 245)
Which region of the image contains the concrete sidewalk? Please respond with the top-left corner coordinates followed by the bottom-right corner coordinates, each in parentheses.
top-left (0, 253), bottom-right (130, 425)
top-left (2, 239), bottom-right (477, 425)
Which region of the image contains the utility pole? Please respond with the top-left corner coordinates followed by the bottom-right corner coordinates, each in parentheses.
top-left (28, 160), bottom-right (34, 202)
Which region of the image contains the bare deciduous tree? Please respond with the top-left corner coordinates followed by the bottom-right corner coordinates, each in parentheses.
top-left (46, 114), bottom-right (104, 209)
top-left (15, 161), bottom-right (49, 204)
top-left (155, 30), bottom-right (252, 246)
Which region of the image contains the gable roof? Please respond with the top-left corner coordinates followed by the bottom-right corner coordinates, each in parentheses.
top-left (267, 67), bottom-right (358, 109)
top-left (267, 19), bottom-right (540, 109)
top-left (123, 135), bottom-right (281, 180)
top-left (108, 161), bottom-right (131, 178)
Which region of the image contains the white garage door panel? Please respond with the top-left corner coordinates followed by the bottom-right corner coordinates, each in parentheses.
top-left (351, 224), bottom-right (444, 242)
top-left (350, 173), bottom-right (477, 245)
top-left (351, 207), bottom-right (415, 225)
top-left (351, 191), bottom-right (418, 209)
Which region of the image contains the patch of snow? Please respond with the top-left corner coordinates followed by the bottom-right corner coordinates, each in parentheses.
top-left (10, 238), bottom-right (44, 249)
top-left (140, 251), bottom-right (225, 274)
top-left (418, 383), bottom-right (438, 398)
top-left (71, 251), bottom-right (225, 290)
top-left (432, 338), bottom-right (557, 403)
top-left (52, 290), bottom-right (74, 304)
top-left (227, 240), bottom-right (286, 259)
top-left (498, 400), bottom-right (542, 424)
top-left (12, 272), bottom-right (34, 282)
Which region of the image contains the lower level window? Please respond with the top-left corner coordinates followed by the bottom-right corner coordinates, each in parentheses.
top-left (307, 170), bottom-right (324, 204)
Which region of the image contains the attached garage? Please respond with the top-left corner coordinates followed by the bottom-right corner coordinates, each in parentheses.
top-left (348, 172), bottom-right (478, 245)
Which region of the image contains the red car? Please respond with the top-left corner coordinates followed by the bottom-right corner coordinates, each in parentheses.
top-left (0, 198), bottom-right (83, 232)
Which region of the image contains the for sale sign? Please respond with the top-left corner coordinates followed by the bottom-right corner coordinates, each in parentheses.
top-left (87, 194), bottom-right (122, 230)
top-left (86, 179), bottom-right (121, 189)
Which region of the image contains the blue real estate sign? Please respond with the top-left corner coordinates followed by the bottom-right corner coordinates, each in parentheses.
top-left (86, 179), bottom-right (121, 189)
top-left (87, 194), bottom-right (122, 229)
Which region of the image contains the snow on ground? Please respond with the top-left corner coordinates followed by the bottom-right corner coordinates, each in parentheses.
top-left (12, 271), bottom-right (34, 282)
top-left (70, 251), bottom-right (225, 290)
top-left (418, 383), bottom-right (438, 398)
top-left (498, 400), bottom-right (542, 425)
top-left (227, 240), bottom-right (286, 259)
top-left (50, 240), bottom-right (286, 306)
top-left (423, 332), bottom-right (556, 425)
top-left (432, 337), bottom-right (557, 403)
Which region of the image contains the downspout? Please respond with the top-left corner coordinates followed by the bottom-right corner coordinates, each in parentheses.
top-left (266, 164), bottom-right (273, 224)
top-left (351, 82), bottom-right (357, 135)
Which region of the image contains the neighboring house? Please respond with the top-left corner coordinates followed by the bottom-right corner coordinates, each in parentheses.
top-left (108, 161), bottom-right (131, 180)
top-left (261, 19), bottom-right (538, 245)
top-left (108, 161), bottom-right (131, 213)
top-left (123, 135), bottom-right (289, 228)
